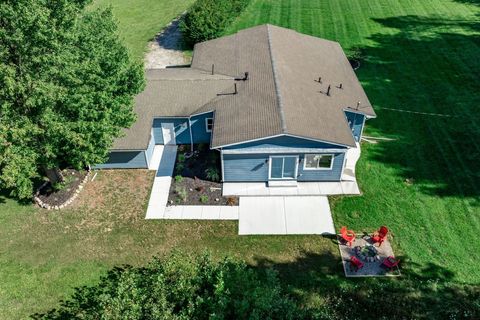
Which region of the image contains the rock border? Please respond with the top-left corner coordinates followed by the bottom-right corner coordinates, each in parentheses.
top-left (34, 170), bottom-right (90, 210)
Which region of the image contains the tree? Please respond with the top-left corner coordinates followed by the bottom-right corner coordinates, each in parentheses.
top-left (32, 251), bottom-right (307, 319)
top-left (0, 0), bottom-right (144, 199)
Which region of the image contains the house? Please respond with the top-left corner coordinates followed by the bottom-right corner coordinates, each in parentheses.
top-left (96, 24), bottom-right (375, 189)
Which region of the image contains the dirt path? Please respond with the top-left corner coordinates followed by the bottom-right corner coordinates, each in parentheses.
top-left (144, 16), bottom-right (190, 69)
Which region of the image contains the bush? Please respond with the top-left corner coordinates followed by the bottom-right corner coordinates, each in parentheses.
top-left (175, 186), bottom-right (187, 203)
top-left (181, 0), bottom-right (251, 46)
top-left (199, 194), bottom-right (209, 203)
top-left (174, 175), bottom-right (183, 183)
top-left (205, 167), bottom-right (220, 182)
top-left (34, 251), bottom-right (306, 319)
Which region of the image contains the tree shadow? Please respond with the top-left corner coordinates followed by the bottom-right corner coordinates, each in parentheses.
top-left (250, 250), bottom-right (479, 319)
top-left (356, 15), bottom-right (480, 201)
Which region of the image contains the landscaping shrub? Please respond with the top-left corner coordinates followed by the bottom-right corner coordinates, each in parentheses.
top-left (205, 167), bottom-right (220, 182)
top-left (181, 0), bottom-right (251, 46)
top-left (199, 195), bottom-right (209, 203)
top-left (174, 175), bottom-right (183, 183)
top-left (33, 251), bottom-right (306, 319)
top-left (175, 186), bottom-right (187, 203)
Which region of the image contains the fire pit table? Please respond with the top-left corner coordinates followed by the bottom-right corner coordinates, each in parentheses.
top-left (354, 244), bottom-right (380, 263)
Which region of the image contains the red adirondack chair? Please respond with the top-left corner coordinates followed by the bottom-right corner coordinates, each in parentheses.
top-left (340, 226), bottom-right (356, 246)
top-left (371, 226), bottom-right (389, 246)
top-left (382, 256), bottom-right (400, 269)
top-left (350, 256), bottom-right (364, 271)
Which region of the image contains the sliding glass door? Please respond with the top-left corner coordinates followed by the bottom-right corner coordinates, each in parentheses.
top-left (269, 156), bottom-right (298, 180)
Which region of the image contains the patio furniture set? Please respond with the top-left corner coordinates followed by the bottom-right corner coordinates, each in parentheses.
top-left (340, 226), bottom-right (400, 274)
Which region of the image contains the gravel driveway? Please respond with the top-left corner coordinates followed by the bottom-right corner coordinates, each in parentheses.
top-left (144, 16), bottom-right (190, 69)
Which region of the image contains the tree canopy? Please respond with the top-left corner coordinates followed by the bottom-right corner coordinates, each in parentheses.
top-left (0, 0), bottom-right (144, 199)
top-left (33, 251), bottom-right (306, 320)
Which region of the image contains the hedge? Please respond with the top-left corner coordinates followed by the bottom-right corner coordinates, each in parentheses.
top-left (180, 0), bottom-right (251, 46)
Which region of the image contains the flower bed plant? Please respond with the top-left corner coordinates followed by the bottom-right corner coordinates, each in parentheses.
top-left (168, 144), bottom-right (238, 206)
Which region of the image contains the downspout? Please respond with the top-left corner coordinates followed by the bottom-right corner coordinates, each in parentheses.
top-left (188, 117), bottom-right (194, 152)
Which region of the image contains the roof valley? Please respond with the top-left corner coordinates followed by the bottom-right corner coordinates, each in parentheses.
top-left (266, 25), bottom-right (287, 133)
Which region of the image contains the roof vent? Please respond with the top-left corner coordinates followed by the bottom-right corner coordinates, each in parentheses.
top-left (234, 83), bottom-right (238, 94)
top-left (356, 101), bottom-right (361, 109)
top-left (243, 72), bottom-right (249, 81)
top-left (326, 85), bottom-right (331, 96)
top-left (211, 64), bottom-right (215, 75)
top-left (338, 83), bottom-right (343, 89)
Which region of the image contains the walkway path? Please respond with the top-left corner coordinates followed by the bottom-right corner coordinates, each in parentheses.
top-left (144, 16), bottom-right (190, 69)
top-left (145, 145), bottom-right (177, 219)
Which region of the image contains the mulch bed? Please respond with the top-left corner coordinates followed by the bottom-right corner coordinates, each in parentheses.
top-left (168, 144), bottom-right (238, 206)
top-left (37, 169), bottom-right (88, 207)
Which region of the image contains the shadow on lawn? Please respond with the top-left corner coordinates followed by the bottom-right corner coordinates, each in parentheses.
top-left (357, 15), bottom-right (480, 201)
top-left (32, 250), bottom-right (480, 319)
top-left (251, 250), bottom-right (479, 319)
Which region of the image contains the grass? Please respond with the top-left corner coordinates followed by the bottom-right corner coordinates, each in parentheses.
top-left (91, 0), bottom-right (195, 60)
top-left (0, 170), bottom-right (339, 318)
top-left (227, 0), bottom-right (480, 283)
top-left (1, 0), bottom-right (480, 318)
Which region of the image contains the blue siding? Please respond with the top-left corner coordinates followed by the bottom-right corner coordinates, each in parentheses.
top-left (223, 153), bottom-right (269, 181)
top-left (94, 151), bottom-right (147, 169)
top-left (152, 118), bottom-right (190, 144)
top-left (223, 135), bottom-right (347, 150)
top-left (222, 152), bottom-right (345, 182)
top-left (345, 111), bottom-right (365, 142)
top-left (145, 133), bottom-right (155, 166)
top-left (190, 112), bottom-right (213, 143)
top-left (297, 153), bottom-right (345, 181)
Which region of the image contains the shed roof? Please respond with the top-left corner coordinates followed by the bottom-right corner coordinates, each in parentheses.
top-left (112, 24), bottom-right (375, 150)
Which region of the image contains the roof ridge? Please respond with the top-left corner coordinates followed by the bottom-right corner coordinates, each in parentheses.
top-left (266, 24), bottom-right (287, 133)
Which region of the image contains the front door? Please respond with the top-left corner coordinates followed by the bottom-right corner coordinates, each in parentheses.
top-left (269, 156), bottom-right (298, 180)
top-left (161, 123), bottom-right (176, 145)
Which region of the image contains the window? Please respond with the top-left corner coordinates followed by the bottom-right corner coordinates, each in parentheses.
top-left (205, 118), bottom-right (213, 132)
top-left (304, 154), bottom-right (333, 170)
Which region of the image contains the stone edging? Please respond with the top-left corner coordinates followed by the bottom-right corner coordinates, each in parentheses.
top-left (34, 170), bottom-right (90, 210)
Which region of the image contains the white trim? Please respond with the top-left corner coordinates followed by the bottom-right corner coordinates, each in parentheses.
top-left (340, 151), bottom-right (348, 176)
top-left (205, 117), bottom-right (213, 132)
top-left (190, 110), bottom-right (215, 117)
top-left (214, 133), bottom-right (351, 149)
top-left (188, 117), bottom-right (194, 152)
top-left (144, 150), bottom-right (149, 168)
top-left (220, 150), bottom-right (225, 182)
top-left (268, 155), bottom-right (299, 180)
top-left (222, 148), bottom-right (346, 154)
top-left (303, 154), bottom-right (334, 170)
top-left (343, 108), bottom-right (377, 119)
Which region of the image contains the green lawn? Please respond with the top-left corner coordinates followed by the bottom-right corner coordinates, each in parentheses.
top-left (1, 0), bottom-right (480, 318)
top-left (91, 0), bottom-right (195, 59)
top-left (227, 0), bottom-right (480, 283)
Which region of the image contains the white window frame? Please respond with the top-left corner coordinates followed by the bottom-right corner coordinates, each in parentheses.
top-left (303, 154), bottom-right (334, 170)
top-left (205, 118), bottom-right (213, 132)
top-left (268, 155), bottom-right (299, 180)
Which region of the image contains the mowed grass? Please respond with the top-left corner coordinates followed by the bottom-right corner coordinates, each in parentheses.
top-left (227, 0), bottom-right (480, 283)
top-left (0, 171), bottom-right (339, 318)
top-left (91, 0), bottom-right (195, 59)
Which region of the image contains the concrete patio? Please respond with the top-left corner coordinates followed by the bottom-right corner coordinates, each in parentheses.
top-left (223, 181), bottom-right (360, 196)
top-left (238, 196), bottom-right (335, 235)
top-left (339, 236), bottom-right (401, 277)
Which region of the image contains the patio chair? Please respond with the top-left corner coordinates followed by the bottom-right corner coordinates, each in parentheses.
top-left (371, 226), bottom-right (389, 246)
top-left (340, 226), bottom-right (356, 246)
top-left (382, 256), bottom-right (400, 269)
top-left (350, 256), bottom-right (364, 271)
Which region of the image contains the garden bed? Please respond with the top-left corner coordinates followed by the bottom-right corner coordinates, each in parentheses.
top-left (36, 169), bottom-right (89, 208)
top-left (168, 144), bottom-right (238, 206)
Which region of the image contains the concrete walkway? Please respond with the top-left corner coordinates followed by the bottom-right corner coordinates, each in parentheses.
top-left (145, 145), bottom-right (177, 219)
top-left (238, 196), bottom-right (335, 235)
top-left (145, 145), bottom-right (239, 220)
top-left (223, 181), bottom-right (360, 196)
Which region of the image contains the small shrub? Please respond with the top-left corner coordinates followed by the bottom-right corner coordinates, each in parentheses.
top-left (51, 181), bottom-right (66, 192)
top-left (181, 0), bottom-right (252, 46)
top-left (176, 163), bottom-right (185, 175)
top-left (226, 197), bottom-right (237, 206)
top-left (199, 195), bottom-right (209, 203)
top-left (178, 153), bottom-right (186, 163)
top-left (174, 175), bottom-right (184, 183)
top-left (205, 167), bottom-right (220, 182)
top-left (175, 186), bottom-right (187, 203)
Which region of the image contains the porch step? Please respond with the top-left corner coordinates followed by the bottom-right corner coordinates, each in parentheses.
top-left (268, 180), bottom-right (298, 187)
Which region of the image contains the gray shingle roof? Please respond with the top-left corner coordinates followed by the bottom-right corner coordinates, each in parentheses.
top-left (112, 24), bottom-right (375, 150)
